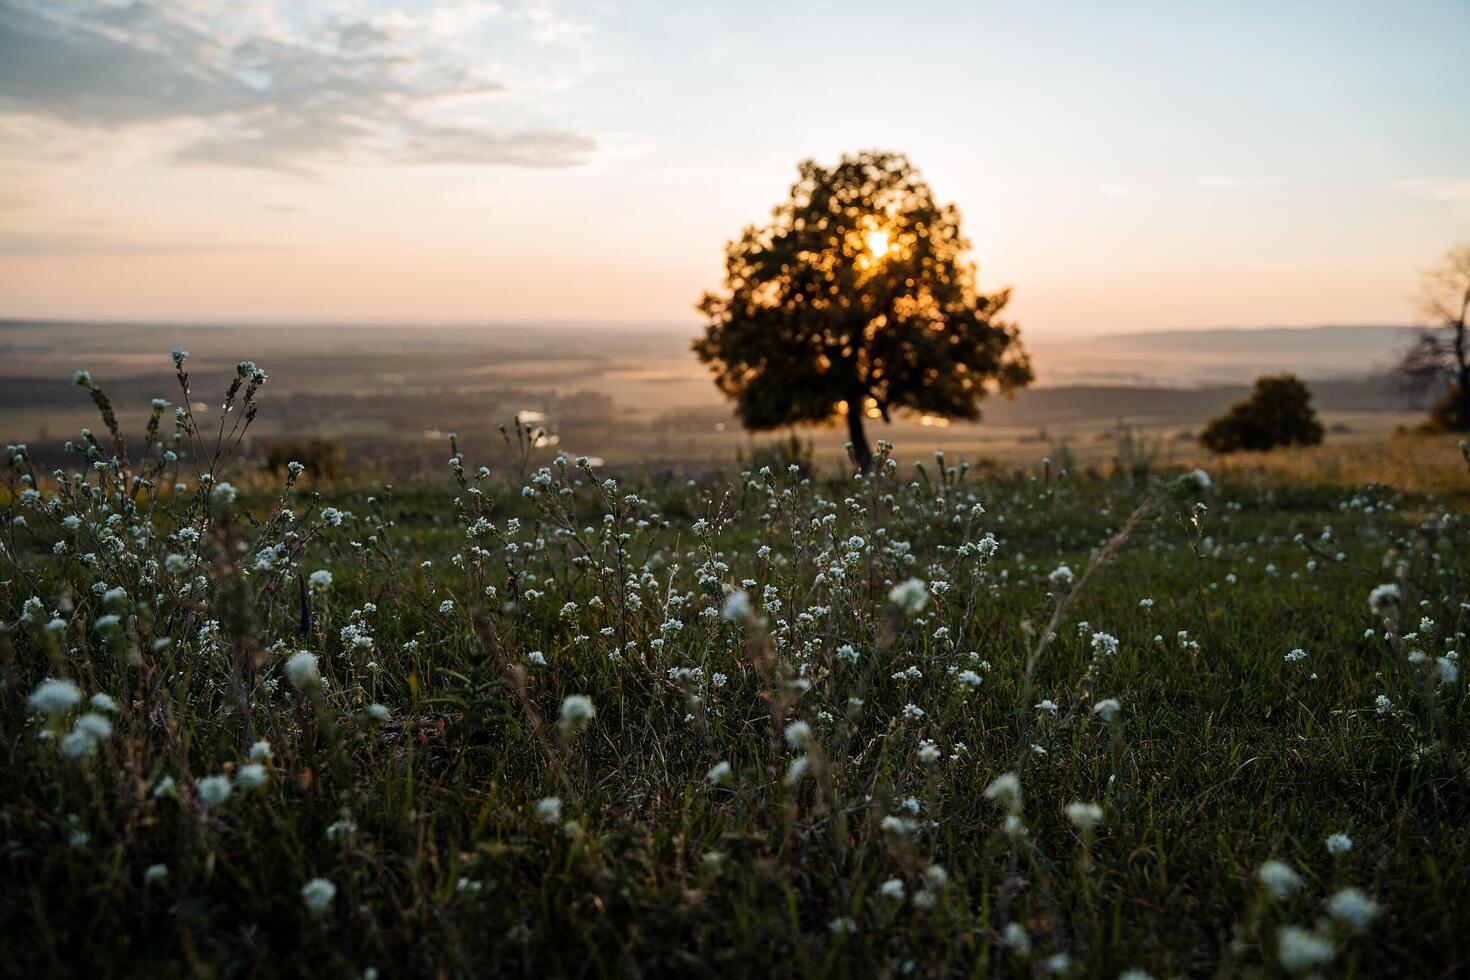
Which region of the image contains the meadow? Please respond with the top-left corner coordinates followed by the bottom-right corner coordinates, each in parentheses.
top-left (2, 356), bottom-right (1468, 978)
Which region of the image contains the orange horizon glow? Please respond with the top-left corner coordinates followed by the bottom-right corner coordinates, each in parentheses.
top-left (0, 1), bottom-right (1465, 338)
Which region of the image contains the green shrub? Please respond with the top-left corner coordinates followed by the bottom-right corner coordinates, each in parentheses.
top-left (1200, 374), bottom-right (1325, 454)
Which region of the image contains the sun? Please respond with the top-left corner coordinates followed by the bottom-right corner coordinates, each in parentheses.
top-left (863, 228), bottom-right (892, 260)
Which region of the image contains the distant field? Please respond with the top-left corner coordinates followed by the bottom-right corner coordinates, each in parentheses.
top-left (0, 320), bottom-right (1429, 476)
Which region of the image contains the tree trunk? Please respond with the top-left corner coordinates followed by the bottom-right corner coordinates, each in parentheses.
top-left (845, 398), bottom-right (873, 473)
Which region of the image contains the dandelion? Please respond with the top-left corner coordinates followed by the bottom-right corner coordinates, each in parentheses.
top-left (196, 775), bottom-right (233, 808)
top-left (706, 761), bottom-right (732, 784)
top-left (1092, 698), bottom-right (1121, 722)
top-left (1257, 860), bottom-right (1303, 899)
top-left (249, 740), bottom-right (273, 762)
top-left (1325, 887), bottom-right (1381, 930)
top-left (1325, 832), bottom-right (1353, 855)
top-left (144, 863), bottom-right (169, 885)
top-left (301, 878), bottom-right (337, 913)
top-left (878, 878), bottom-right (905, 901)
top-left (1276, 926), bottom-right (1335, 972)
top-left (28, 678), bottom-right (81, 716)
top-left (89, 693), bottom-right (120, 713)
top-left (888, 578), bottom-right (930, 614)
top-left (284, 651), bottom-right (321, 691)
top-left (535, 796), bottom-right (563, 824)
top-left (557, 694), bottom-right (595, 736)
top-left (365, 703), bottom-right (391, 723)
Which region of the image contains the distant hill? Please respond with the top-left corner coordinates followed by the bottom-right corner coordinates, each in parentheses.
top-left (1031, 325), bottom-right (1420, 387)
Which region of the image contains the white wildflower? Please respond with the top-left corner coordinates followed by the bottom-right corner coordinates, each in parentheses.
top-left (1257, 860), bottom-right (1303, 899)
top-left (1276, 926), bottom-right (1335, 972)
top-left (283, 651), bottom-right (321, 691)
top-left (197, 775), bottom-right (233, 808)
top-left (29, 678), bottom-right (81, 716)
top-left (535, 796), bottom-right (563, 825)
top-left (301, 878), bottom-right (337, 913)
top-left (557, 695), bottom-right (595, 736)
top-left (1325, 887), bottom-right (1380, 930)
top-left (888, 578), bottom-right (929, 614)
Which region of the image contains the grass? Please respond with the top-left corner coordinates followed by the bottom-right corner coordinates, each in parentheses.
top-left (1, 367), bottom-right (1468, 978)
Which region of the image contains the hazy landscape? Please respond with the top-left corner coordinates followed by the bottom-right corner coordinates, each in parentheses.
top-left (0, 320), bottom-right (1426, 476)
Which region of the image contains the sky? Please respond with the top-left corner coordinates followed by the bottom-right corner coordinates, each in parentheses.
top-left (0, 0), bottom-right (1466, 339)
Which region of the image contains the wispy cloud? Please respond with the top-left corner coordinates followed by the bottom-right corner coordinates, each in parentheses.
top-left (1394, 177), bottom-right (1470, 203)
top-left (517, 0), bottom-right (595, 44)
top-left (0, 0), bottom-right (596, 174)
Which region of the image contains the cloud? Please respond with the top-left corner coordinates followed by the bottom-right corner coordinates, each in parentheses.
top-left (1395, 177), bottom-right (1470, 203)
top-left (0, 0), bottom-right (596, 173)
top-left (517, 0), bottom-right (594, 44)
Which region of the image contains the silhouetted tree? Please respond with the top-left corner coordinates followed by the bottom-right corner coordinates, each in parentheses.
top-left (1394, 244), bottom-right (1470, 432)
top-left (693, 150), bottom-right (1032, 472)
top-left (1199, 374), bottom-right (1325, 454)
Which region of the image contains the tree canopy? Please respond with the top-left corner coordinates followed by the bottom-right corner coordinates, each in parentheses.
top-left (1199, 374), bottom-right (1325, 454)
top-left (693, 150), bottom-right (1031, 471)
